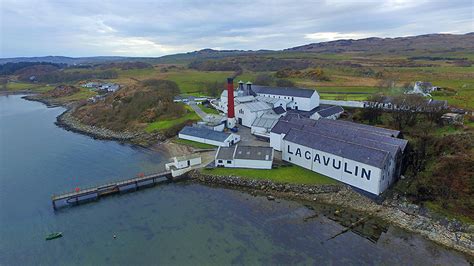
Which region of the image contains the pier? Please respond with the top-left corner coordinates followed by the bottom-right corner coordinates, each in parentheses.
top-left (51, 171), bottom-right (173, 210)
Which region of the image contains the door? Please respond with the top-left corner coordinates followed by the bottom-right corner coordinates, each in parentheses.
top-left (238, 118), bottom-right (242, 125)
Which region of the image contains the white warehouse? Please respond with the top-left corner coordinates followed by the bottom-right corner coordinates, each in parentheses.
top-left (178, 126), bottom-right (240, 147)
top-left (215, 145), bottom-right (274, 169)
top-left (272, 116), bottom-right (407, 195)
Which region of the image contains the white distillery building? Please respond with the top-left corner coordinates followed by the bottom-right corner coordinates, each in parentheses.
top-left (235, 101), bottom-right (273, 127)
top-left (178, 126), bottom-right (240, 147)
top-left (215, 145), bottom-right (274, 169)
top-left (252, 85), bottom-right (320, 111)
top-left (271, 117), bottom-right (407, 195)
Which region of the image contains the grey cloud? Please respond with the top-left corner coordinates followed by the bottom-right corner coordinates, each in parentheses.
top-left (0, 0), bottom-right (472, 57)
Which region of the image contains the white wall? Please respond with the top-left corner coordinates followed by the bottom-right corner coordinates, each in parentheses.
top-left (282, 139), bottom-right (386, 195)
top-left (257, 92), bottom-right (319, 111)
top-left (234, 159), bottom-right (272, 169)
top-left (178, 133), bottom-right (228, 147)
top-left (282, 141), bottom-right (313, 170)
top-left (320, 99), bottom-right (364, 108)
top-left (270, 132), bottom-right (284, 151)
top-left (235, 105), bottom-right (257, 127)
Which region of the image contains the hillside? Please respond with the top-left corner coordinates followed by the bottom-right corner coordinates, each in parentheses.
top-left (286, 33), bottom-right (474, 53)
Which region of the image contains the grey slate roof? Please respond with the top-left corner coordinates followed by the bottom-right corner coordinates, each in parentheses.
top-left (317, 105), bottom-right (344, 117)
top-left (284, 128), bottom-right (389, 169)
top-left (314, 119), bottom-right (408, 152)
top-left (216, 145), bottom-right (274, 161)
top-left (321, 119), bottom-right (400, 137)
top-left (273, 106), bottom-right (286, 115)
top-left (216, 147), bottom-right (236, 160)
top-left (252, 116), bottom-right (279, 129)
top-left (234, 146), bottom-right (273, 161)
top-left (179, 126), bottom-right (231, 142)
top-left (252, 85), bottom-right (317, 98)
top-left (302, 125), bottom-right (401, 159)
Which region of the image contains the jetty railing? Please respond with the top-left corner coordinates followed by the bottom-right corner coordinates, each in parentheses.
top-left (51, 171), bottom-right (173, 210)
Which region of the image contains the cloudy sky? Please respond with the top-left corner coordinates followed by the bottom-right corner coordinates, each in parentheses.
top-left (1, 0), bottom-right (473, 57)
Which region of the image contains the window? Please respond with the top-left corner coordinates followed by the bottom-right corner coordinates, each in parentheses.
top-left (288, 157), bottom-right (291, 161)
top-left (218, 160), bottom-right (223, 163)
top-left (227, 160), bottom-right (232, 164)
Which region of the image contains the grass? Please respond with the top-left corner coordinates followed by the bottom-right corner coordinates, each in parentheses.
top-left (145, 105), bottom-right (200, 132)
top-left (202, 165), bottom-right (339, 185)
top-left (5, 82), bottom-right (53, 93)
top-left (172, 138), bottom-right (217, 149)
top-left (425, 201), bottom-right (474, 224)
top-left (319, 93), bottom-right (370, 101)
top-left (165, 70), bottom-right (234, 94)
top-left (200, 105), bottom-right (220, 114)
top-left (58, 88), bottom-right (96, 102)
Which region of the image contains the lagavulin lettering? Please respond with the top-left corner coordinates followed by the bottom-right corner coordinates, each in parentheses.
top-left (288, 145), bottom-right (371, 180)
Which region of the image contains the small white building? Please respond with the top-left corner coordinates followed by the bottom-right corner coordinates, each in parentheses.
top-left (407, 81), bottom-right (438, 96)
top-left (178, 126), bottom-right (240, 147)
top-left (215, 145), bottom-right (274, 169)
top-left (165, 154), bottom-right (202, 177)
top-left (166, 154), bottom-right (201, 170)
top-left (310, 105), bottom-right (344, 120)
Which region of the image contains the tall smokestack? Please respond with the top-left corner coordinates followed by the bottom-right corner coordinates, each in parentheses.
top-left (227, 78), bottom-right (235, 118)
top-left (226, 78), bottom-right (236, 129)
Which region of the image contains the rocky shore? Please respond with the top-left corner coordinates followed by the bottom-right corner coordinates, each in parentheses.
top-left (21, 94), bottom-right (163, 145)
top-left (56, 109), bottom-right (141, 142)
top-left (189, 170), bottom-right (474, 257)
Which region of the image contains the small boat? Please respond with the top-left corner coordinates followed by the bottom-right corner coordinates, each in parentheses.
top-left (45, 232), bottom-right (62, 240)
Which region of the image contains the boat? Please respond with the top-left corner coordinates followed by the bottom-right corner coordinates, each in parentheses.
top-left (45, 232), bottom-right (62, 240)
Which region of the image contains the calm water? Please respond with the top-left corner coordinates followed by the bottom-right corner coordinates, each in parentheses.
top-left (0, 95), bottom-right (471, 265)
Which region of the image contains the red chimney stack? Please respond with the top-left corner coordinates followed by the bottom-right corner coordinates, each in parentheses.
top-left (227, 78), bottom-right (235, 118)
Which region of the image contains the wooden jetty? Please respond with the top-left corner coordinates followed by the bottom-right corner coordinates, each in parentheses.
top-left (51, 171), bottom-right (173, 210)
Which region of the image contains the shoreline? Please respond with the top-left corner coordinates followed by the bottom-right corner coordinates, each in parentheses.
top-left (5, 93), bottom-right (473, 258)
top-left (189, 170), bottom-right (474, 257)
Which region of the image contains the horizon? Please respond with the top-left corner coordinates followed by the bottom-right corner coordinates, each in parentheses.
top-left (1, 32), bottom-right (473, 59)
top-left (1, 0), bottom-right (473, 58)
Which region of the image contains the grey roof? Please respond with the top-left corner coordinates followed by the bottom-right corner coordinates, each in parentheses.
top-left (252, 116), bottom-right (279, 129)
top-left (216, 147), bottom-right (236, 160)
top-left (284, 128), bottom-right (389, 168)
top-left (239, 101), bottom-right (272, 112)
top-left (273, 106), bottom-right (286, 115)
top-left (271, 115), bottom-right (318, 134)
top-left (179, 126), bottom-right (231, 142)
top-left (216, 145), bottom-right (274, 161)
top-left (302, 125), bottom-right (401, 159)
top-left (234, 145), bottom-right (273, 161)
top-left (252, 85), bottom-right (317, 98)
top-left (317, 105), bottom-right (344, 117)
top-left (321, 119), bottom-right (400, 137)
top-left (314, 119), bottom-right (408, 151)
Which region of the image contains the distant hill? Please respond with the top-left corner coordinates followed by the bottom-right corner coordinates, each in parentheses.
top-left (285, 33), bottom-right (474, 53)
top-left (0, 56), bottom-right (146, 65)
top-left (2, 33), bottom-right (473, 65)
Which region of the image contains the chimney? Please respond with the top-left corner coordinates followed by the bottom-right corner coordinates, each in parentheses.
top-left (246, 81), bottom-right (253, 96)
top-left (227, 78), bottom-right (235, 119)
top-left (238, 80), bottom-right (244, 91)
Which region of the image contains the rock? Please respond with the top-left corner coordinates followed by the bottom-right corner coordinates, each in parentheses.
top-left (267, 195), bottom-right (275, 201)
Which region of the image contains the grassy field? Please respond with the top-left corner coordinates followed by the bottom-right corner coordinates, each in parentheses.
top-left (145, 105), bottom-right (200, 132)
top-left (5, 82), bottom-right (53, 93)
top-left (172, 138), bottom-right (216, 149)
top-left (58, 88), bottom-right (96, 102)
top-left (202, 165), bottom-right (338, 185)
top-left (200, 105), bottom-right (220, 114)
